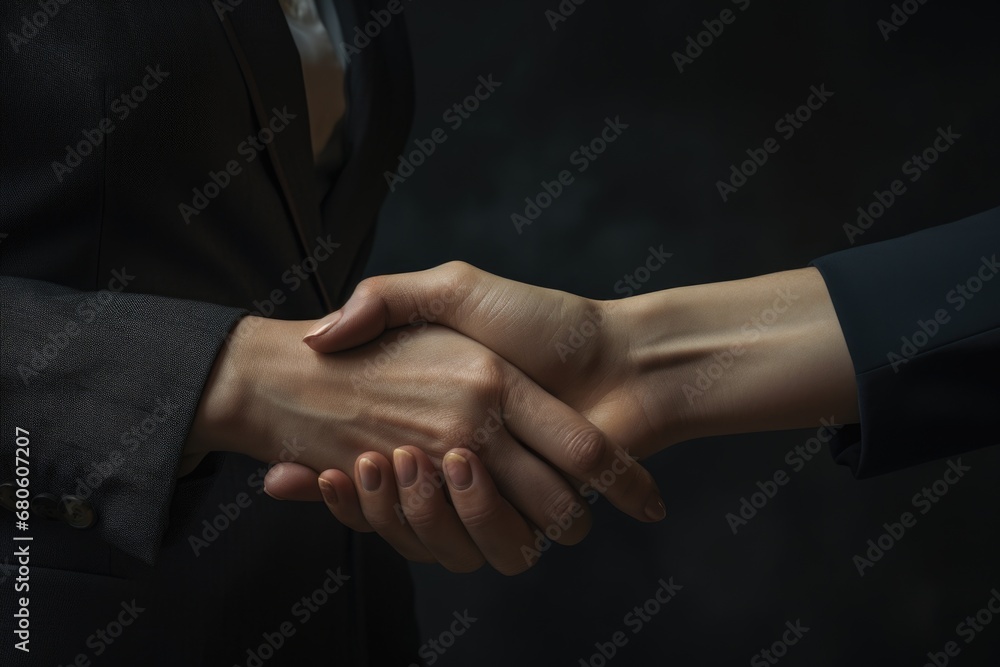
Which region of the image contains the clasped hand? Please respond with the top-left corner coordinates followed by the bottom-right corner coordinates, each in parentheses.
top-left (194, 260), bottom-right (853, 574)
top-left (258, 262), bottom-right (669, 575)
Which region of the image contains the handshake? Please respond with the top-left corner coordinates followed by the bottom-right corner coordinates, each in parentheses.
top-left (185, 262), bottom-right (858, 574)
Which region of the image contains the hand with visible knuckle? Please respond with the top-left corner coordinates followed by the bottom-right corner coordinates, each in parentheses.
top-left (281, 261), bottom-right (679, 573)
top-left (567, 428), bottom-right (607, 473)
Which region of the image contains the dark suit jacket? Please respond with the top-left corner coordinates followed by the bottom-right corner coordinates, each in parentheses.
top-left (1, 0), bottom-right (419, 664)
top-left (813, 206), bottom-right (1000, 476)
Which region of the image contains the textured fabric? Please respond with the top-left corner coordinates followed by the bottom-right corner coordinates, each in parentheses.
top-left (0, 278), bottom-right (246, 561)
top-left (812, 205), bottom-right (1000, 477)
top-left (0, 0), bottom-right (418, 664)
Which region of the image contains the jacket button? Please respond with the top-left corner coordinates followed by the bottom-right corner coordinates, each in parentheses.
top-left (31, 493), bottom-right (62, 520)
top-left (60, 495), bottom-right (97, 529)
top-left (0, 483), bottom-right (17, 512)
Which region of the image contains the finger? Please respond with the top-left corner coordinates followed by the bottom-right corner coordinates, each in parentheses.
top-left (443, 449), bottom-right (539, 575)
top-left (353, 452), bottom-right (436, 564)
top-left (504, 374), bottom-right (666, 524)
top-left (264, 462), bottom-right (324, 501)
top-left (474, 429), bottom-right (592, 546)
top-left (317, 468), bottom-right (373, 533)
top-left (393, 447), bottom-right (485, 573)
top-left (301, 261), bottom-right (489, 352)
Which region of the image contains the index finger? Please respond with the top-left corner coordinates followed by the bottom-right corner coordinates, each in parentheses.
top-left (503, 372), bottom-right (666, 524)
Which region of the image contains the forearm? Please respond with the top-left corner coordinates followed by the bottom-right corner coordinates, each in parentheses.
top-left (619, 267), bottom-right (858, 455)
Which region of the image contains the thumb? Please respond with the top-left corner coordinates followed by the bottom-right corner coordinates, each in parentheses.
top-left (301, 262), bottom-right (475, 353)
top-left (263, 462), bottom-right (324, 501)
top-left (301, 290), bottom-right (390, 353)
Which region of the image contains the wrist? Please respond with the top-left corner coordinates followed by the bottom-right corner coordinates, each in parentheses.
top-left (186, 315), bottom-right (313, 465)
top-left (620, 268), bottom-right (858, 450)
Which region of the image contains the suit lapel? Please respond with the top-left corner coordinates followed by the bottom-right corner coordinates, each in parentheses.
top-left (322, 0), bottom-right (415, 304)
top-left (215, 0), bottom-right (414, 309)
top-left (216, 0), bottom-right (334, 308)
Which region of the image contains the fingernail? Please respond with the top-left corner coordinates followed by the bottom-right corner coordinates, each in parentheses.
top-left (359, 457), bottom-right (381, 492)
top-left (645, 497), bottom-right (666, 521)
top-left (318, 478), bottom-right (338, 504)
top-left (263, 485), bottom-right (285, 501)
top-left (393, 449), bottom-right (417, 487)
top-left (443, 452), bottom-right (472, 490)
top-left (303, 311), bottom-right (343, 341)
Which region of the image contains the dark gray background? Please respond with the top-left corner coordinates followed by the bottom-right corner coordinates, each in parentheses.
top-left (364, 1), bottom-right (1000, 664)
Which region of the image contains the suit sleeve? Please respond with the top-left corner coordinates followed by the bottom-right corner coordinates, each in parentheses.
top-left (810, 205), bottom-right (1000, 477)
top-left (0, 276), bottom-right (246, 563)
